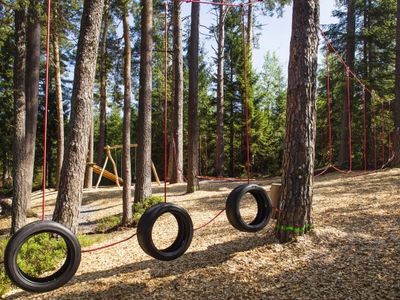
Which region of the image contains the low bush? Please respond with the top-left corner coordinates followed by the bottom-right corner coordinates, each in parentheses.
top-left (133, 195), bottom-right (164, 224)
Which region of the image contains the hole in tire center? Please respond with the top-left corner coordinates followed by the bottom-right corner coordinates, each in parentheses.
top-left (17, 232), bottom-right (68, 279)
top-left (152, 213), bottom-right (179, 251)
top-left (239, 193), bottom-right (259, 224)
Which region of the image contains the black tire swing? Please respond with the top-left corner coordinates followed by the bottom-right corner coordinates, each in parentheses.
top-left (137, 203), bottom-right (193, 261)
top-left (136, 3), bottom-right (193, 262)
top-left (4, 221), bottom-right (81, 293)
top-left (225, 4), bottom-right (273, 233)
top-left (225, 184), bottom-right (273, 232)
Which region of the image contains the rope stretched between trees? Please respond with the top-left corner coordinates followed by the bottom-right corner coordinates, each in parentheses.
top-left (178, 0), bottom-right (264, 7)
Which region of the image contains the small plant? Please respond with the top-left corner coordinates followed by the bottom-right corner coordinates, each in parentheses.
top-left (95, 215), bottom-right (122, 233)
top-left (0, 237), bottom-right (11, 296)
top-left (133, 195), bottom-right (164, 224)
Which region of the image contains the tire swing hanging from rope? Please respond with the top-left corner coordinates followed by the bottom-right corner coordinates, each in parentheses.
top-left (4, 0), bottom-right (81, 292)
top-left (225, 4), bottom-right (272, 233)
top-left (136, 1), bottom-right (193, 261)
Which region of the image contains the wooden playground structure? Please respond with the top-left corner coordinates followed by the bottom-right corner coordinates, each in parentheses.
top-left (87, 145), bottom-right (161, 189)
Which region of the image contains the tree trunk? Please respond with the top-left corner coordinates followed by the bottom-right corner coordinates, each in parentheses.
top-left (229, 57), bottom-right (235, 177)
top-left (134, 0), bottom-right (153, 204)
top-left (170, 0), bottom-right (184, 184)
top-left (97, 0), bottom-right (110, 167)
top-left (121, 8), bottom-right (132, 225)
top-left (24, 0), bottom-right (40, 198)
top-left (247, 2), bottom-right (253, 58)
top-left (84, 121), bottom-right (94, 189)
top-left (216, 3), bottom-right (226, 177)
top-left (12, 3), bottom-right (27, 233)
top-left (276, 0), bottom-right (319, 243)
top-left (392, 0), bottom-right (400, 166)
top-left (339, 0), bottom-right (355, 168)
top-left (52, 0), bottom-right (64, 191)
top-left (187, 1), bottom-right (200, 193)
top-left (53, 0), bottom-right (104, 234)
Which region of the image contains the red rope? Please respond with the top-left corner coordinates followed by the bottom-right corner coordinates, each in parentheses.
top-left (241, 4), bottom-right (250, 184)
top-left (346, 68), bottom-right (352, 172)
top-left (82, 232), bottom-right (137, 253)
top-left (42, 0), bottom-right (52, 222)
top-left (381, 100), bottom-right (385, 167)
top-left (197, 175), bottom-right (252, 182)
top-left (178, 0), bottom-right (264, 7)
top-left (362, 86), bottom-right (367, 173)
top-left (164, 1), bottom-right (168, 202)
top-left (388, 100), bottom-right (392, 158)
top-left (373, 97), bottom-right (377, 170)
top-left (326, 46), bottom-right (333, 163)
top-left (194, 208), bottom-right (226, 231)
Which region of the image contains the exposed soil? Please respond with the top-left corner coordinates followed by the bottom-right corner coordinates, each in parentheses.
top-left (1, 168), bottom-right (399, 299)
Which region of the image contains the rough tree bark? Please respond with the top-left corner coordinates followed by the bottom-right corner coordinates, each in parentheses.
top-left (392, 0), bottom-right (400, 166)
top-left (276, 0), bottom-right (319, 243)
top-left (363, 0), bottom-right (373, 168)
top-left (53, 0), bottom-right (104, 234)
top-left (216, 3), bottom-right (226, 177)
top-left (134, 0), bottom-right (153, 203)
top-left (12, 2), bottom-right (27, 233)
top-left (121, 6), bottom-right (132, 225)
top-left (339, 0), bottom-right (355, 168)
top-left (187, 1), bottom-right (200, 193)
top-left (97, 0), bottom-right (110, 167)
top-left (84, 122), bottom-right (94, 189)
top-left (24, 0), bottom-right (40, 197)
top-left (170, 0), bottom-right (184, 184)
top-left (52, 0), bottom-right (64, 190)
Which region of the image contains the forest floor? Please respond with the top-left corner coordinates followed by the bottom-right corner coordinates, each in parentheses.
top-left (1, 168), bottom-right (399, 299)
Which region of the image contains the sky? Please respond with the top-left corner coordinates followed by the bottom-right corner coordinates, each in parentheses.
top-left (181, 1), bottom-right (339, 72)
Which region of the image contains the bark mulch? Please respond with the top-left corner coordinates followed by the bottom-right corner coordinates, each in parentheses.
top-left (2, 168), bottom-right (399, 299)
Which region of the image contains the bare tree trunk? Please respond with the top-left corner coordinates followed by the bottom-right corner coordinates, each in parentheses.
top-left (339, 0), bottom-right (355, 168)
top-left (187, 1), bottom-right (200, 193)
top-left (276, 0), bottom-right (319, 243)
top-left (134, 0), bottom-right (153, 204)
top-left (52, 0), bottom-right (64, 191)
top-left (229, 57), bottom-right (235, 177)
top-left (170, 0), bottom-right (184, 183)
top-left (97, 0), bottom-right (110, 166)
top-left (363, 0), bottom-right (373, 168)
top-left (392, 0), bottom-right (400, 166)
top-left (12, 3), bottom-right (27, 233)
top-left (216, 3), bottom-right (225, 177)
top-left (53, 0), bottom-right (104, 234)
top-left (247, 2), bottom-right (253, 57)
top-left (84, 121), bottom-right (94, 189)
top-left (24, 0), bottom-right (40, 199)
top-left (121, 7), bottom-right (132, 225)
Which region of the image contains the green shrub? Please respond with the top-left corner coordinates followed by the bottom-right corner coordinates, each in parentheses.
top-left (95, 215), bottom-right (122, 233)
top-left (0, 233), bottom-right (102, 296)
top-left (0, 237), bottom-right (11, 296)
top-left (133, 195), bottom-right (164, 224)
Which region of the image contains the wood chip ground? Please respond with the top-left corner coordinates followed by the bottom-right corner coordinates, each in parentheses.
top-left (1, 168), bottom-right (399, 299)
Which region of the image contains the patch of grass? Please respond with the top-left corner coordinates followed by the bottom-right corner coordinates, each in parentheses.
top-left (95, 215), bottom-right (122, 233)
top-left (133, 195), bottom-right (164, 224)
top-left (0, 237), bottom-right (11, 296)
top-left (0, 232), bottom-right (103, 296)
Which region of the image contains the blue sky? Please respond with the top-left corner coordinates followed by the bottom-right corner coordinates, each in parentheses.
top-left (181, 1), bottom-right (339, 72)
